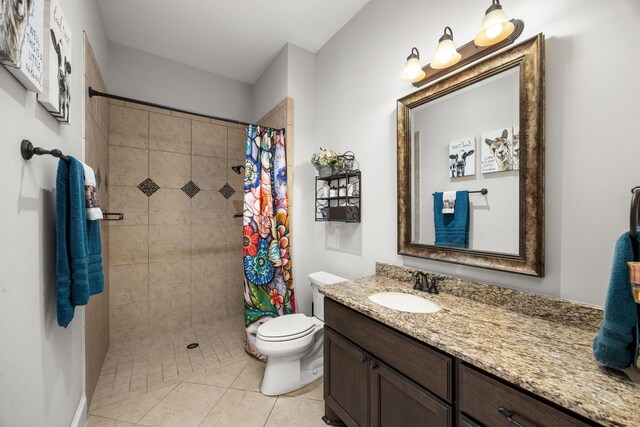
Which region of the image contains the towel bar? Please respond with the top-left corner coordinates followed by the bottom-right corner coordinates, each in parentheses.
top-left (102, 212), bottom-right (124, 221)
top-left (432, 188), bottom-right (488, 196)
top-left (20, 140), bottom-right (69, 162)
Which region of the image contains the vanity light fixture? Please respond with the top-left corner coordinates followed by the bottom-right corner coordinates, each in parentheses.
top-left (401, 0), bottom-right (524, 87)
top-left (400, 47), bottom-right (426, 83)
top-left (430, 27), bottom-right (462, 70)
top-left (474, 0), bottom-right (516, 46)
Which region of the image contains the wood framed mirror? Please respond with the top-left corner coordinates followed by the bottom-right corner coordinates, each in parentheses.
top-left (397, 34), bottom-right (544, 277)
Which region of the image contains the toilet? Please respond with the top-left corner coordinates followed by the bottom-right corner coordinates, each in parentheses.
top-left (255, 271), bottom-right (347, 396)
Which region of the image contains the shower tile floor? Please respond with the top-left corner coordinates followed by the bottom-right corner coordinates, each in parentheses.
top-left (88, 316), bottom-right (324, 427)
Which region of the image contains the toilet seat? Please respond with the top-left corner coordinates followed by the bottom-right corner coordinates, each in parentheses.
top-left (257, 314), bottom-right (316, 342)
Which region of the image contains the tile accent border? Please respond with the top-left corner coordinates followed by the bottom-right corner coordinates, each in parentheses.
top-left (138, 178), bottom-right (160, 197)
top-left (182, 180), bottom-right (201, 198)
top-left (218, 183), bottom-right (235, 200)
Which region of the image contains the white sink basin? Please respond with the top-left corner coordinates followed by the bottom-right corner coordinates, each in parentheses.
top-left (368, 292), bottom-right (441, 314)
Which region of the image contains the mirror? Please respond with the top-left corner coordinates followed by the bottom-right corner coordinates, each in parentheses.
top-left (397, 34), bottom-right (544, 276)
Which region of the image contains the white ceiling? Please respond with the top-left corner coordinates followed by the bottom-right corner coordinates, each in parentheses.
top-left (98, 0), bottom-right (370, 84)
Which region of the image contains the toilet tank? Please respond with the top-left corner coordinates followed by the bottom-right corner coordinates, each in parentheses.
top-left (309, 271), bottom-right (347, 321)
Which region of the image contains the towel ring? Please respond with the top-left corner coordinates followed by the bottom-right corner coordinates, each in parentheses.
top-left (631, 187), bottom-right (640, 238)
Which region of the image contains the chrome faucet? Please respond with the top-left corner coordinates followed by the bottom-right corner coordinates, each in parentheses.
top-left (412, 270), bottom-right (440, 294)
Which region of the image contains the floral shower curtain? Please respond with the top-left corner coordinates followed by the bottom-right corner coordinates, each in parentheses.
top-left (243, 126), bottom-right (294, 360)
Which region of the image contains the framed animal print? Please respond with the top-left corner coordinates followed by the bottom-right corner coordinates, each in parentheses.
top-left (481, 128), bottom-right (517, 173)
top-left (511, 126), bottom-right (520, 171)
top-left (0, 0), bottom-right (44, 92)
top-left (448, 138), bottom-right (475, 178)
top-left (38, 0), bottom-right (71, 123)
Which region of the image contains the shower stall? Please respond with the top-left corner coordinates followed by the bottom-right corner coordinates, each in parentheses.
top-left (84, 56), bottom-right (294, 403)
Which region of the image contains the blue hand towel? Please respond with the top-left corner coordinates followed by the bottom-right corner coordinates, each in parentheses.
top-left (593, 231), bottom-right (640, 369)
top-left (434, 190), bottom-right (469, 248)
top-left (68, 157), bottom-right (90, 306)
top-left (56, 157), bottom-right (104, 327)
top-left (87, 218), bottom-right (104, 296)
top-left (55, 159), bottom-right (74, 327)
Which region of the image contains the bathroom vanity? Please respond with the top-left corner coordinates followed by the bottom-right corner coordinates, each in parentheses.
top-left (320, 264), bottom-right (640, 427)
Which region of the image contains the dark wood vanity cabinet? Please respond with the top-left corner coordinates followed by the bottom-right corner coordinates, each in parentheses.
top-left (324, 299), bottom-right (452, 427)
top-left (323, 299), bottom-right (599, 427)
top-left (324, 328), bottom-right (451, 427)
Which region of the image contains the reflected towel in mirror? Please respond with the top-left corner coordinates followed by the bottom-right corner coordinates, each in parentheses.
top-left (442, 191), bottom-right (456, 214)
top-left (433, 191), bottom-right (469, 248)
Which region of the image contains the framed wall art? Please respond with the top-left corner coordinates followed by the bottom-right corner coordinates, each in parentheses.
top-left (39, 0), bottom-right (71, 123)
top-left (0, 0), bottom-right (44, 92)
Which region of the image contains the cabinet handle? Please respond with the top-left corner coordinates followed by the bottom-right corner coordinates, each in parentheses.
top-left (360, 356), bottom-right (368, 363)
top-left (369, 362), bottom-right (379, 369)
top-left (498, 407), bottom-right (527, 427)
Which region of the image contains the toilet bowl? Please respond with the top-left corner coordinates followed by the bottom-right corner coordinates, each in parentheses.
top-left (255, 271), bottom-right (347, 396)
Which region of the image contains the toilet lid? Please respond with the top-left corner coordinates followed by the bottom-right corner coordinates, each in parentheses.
top-left (257, 314), bottom-right (315, 342)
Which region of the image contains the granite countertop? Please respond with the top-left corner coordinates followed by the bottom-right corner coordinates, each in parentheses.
top-left (320, 273), bottom-right (640, 427)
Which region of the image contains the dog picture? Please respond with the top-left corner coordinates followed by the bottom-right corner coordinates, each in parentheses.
top-left (481, 128), bottom-right (515, 173)
top-left (448, 138), bottom-right (475, 178)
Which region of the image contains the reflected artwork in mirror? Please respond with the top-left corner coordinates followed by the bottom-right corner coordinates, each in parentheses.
top-left (411, 67), bottom-right (520, 254)
top-left (397, 34), bottom-right (544, 276)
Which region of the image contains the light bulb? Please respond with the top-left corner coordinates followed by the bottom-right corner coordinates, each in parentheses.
top-left (437, 50), bottom-right (453, 64)
top-left (400, 48), bottom-right (426, 83)
top-left (474, 0), bottom-right (515, 46)
top-left (485, 23), bottom-right (502, 39)
top-left (406, 67), bottom-right (420, 80)
top-left (430, 28), bottom-right (461, 70)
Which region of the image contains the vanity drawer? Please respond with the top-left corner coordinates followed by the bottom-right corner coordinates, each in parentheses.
top-left (324, 298), bottom-right (452, 402)
top-left (459, 364), bottom-right (591, 427)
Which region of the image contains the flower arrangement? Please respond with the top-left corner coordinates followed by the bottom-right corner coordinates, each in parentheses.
top-left (311, 147), bottom-right (339, 169)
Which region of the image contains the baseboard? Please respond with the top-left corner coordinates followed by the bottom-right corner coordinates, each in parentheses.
top-left (70, 395), bottom-right (87, 427)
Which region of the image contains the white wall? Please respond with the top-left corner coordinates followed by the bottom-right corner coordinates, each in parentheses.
top-left (0, 1), bottom-right (108, 426)
top-left (415, 68), bottom-right (520, 253)
top-left (252, 44), bottom-right (288, 122)
top-left (306, 0), bottom-right (640, 306)
top-left (286, 43), bottom-right (317, 315)
top-left (107, 42), bottom-right (253, 123)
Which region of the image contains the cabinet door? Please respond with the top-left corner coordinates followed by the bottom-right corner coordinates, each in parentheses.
top-left (324, 327), bottom-right (369, 427)
top-left (370, 361), bottom-right (451, 427)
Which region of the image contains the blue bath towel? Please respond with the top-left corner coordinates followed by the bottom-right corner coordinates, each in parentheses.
top-left (434, 191), bottom-right (469, 248)
top-left (593, 231), bottom-right (640, 369)
top-left (56, 157), bottom-right (104, 327)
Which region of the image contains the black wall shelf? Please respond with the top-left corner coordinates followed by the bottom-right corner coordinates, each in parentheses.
top-left (315, 171), bottom-right (361, 223)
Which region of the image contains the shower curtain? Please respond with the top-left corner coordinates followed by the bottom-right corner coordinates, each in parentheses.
top-left (243, 126), bottom-right (294, 360)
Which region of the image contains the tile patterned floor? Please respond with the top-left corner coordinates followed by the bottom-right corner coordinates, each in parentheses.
top-left (88, 316), bottom-right (325, 426)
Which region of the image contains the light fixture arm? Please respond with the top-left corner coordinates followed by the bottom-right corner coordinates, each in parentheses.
top-left (440, 26), bottom-right (454, 42)
top-left (486, 0), bottom-right (503, 14)
top-left (407, 47), bottom-right (420, 61)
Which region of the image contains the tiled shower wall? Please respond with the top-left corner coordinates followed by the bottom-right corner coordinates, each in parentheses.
top-left (107, 102), bottom-right (247, 343)
top-left (84, 34), bottom-right (111, 405)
